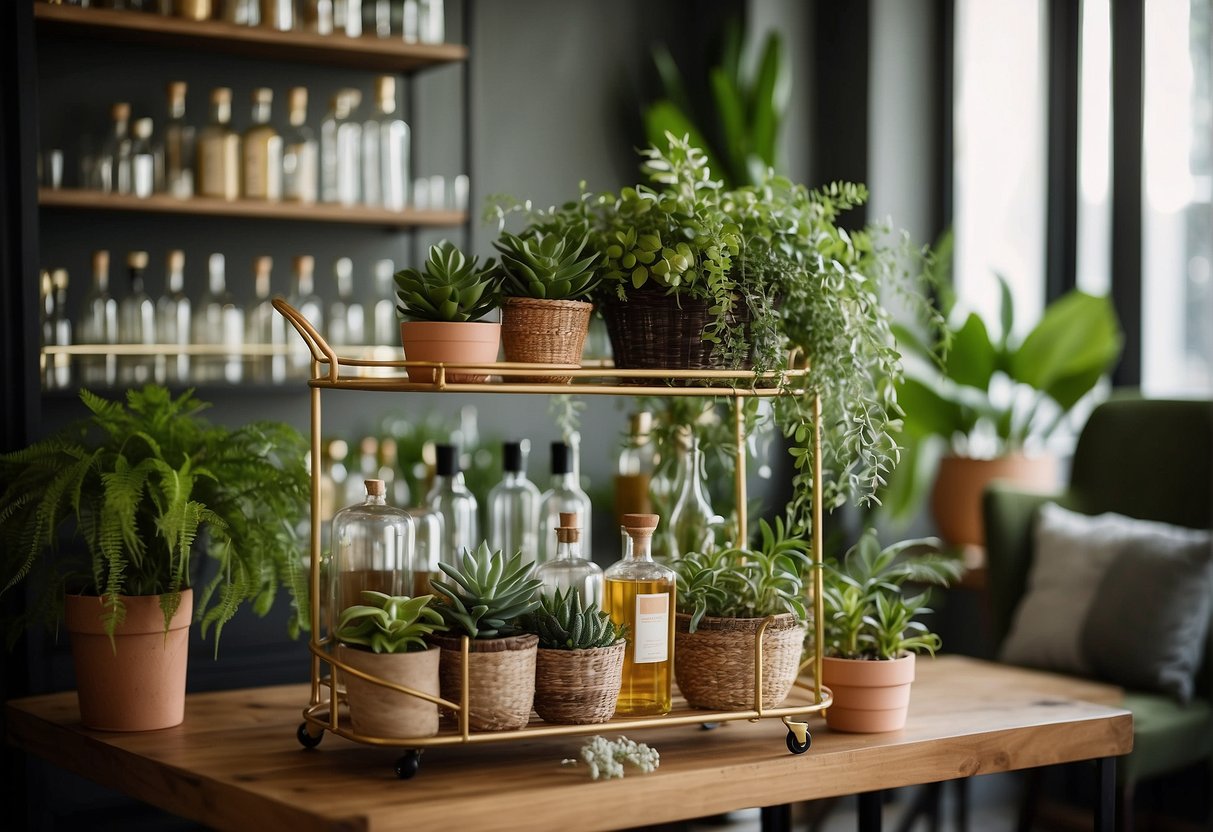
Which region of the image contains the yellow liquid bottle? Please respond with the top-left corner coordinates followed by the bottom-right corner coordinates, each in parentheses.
top-left (604, 513), bottom-right (675, 716)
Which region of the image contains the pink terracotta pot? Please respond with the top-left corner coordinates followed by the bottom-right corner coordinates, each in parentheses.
top-left (822, 653), bottom-right (915, 733)
top-left (930, 453), bottom-right (1059, 548)
top-left (399, 320), bottom-right (500, 384)
top-left (64, 590), bottom-right (193, 732)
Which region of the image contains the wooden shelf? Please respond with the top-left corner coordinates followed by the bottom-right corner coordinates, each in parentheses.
top-left (39, 188), bottom-right (467, 228)
top-left (34, 4), bottom-right (467, 72)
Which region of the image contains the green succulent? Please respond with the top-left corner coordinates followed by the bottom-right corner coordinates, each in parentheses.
top-left (394, 241), bottom-right (499, 323)
top-left (530, 587), bottom-right (625, 650)
top-left (430, 543), bottom-right (543, 638)
top-left (493, 230), bottom-right (602, 301)
top-left (334, 591), bottom-right (447, 654)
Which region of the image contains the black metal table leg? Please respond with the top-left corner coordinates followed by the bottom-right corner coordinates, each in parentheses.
top-left (1095, 756), bottom-right (1116, 832)
top-left (858, 790), bottom-right (883, 832)
top-left (761, 803), bottom-right (792, 832)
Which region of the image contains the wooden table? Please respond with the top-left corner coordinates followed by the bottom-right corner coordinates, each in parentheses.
top-left (5, 655), bottom-right (1132, 832)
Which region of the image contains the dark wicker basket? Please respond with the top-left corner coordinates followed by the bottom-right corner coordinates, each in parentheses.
top-left (601, 289), bottom-right (753, 371)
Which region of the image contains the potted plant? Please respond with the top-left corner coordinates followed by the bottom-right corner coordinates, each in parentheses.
top-left (528, 586), bottom-right (626, 724)
top-left (429, 542), bottom-right (543, 731)
top-left (0, 385), bottom-right (309, 731)
top-left (492, 229), bottom-right (601, 383)
top-left (816, 529), bottom-right (961, 733)
top-left (671, 519), bottom-right (810, 710)
top-left (333, 591), bottom-right (447, 739)
top-left (394, 240), bottom-right (501, 384)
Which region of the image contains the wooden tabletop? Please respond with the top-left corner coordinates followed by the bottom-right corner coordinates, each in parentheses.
top-left (5, 655), bottom-right (1132, 832)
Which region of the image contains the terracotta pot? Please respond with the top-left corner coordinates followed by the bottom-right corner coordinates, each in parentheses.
top-left (533, 641), bottom-right (625, 724)
top-left (399, 320), bottom-right (500, 384)
top-left (337, 644), bottom-right (441, 738)
top-left (821, 653), bottom-right (915, 733)
top-left (673, 613), bottom-right (806, 710)
top-left (64, 590), bottom-right (193, 732)
top-left (930, 453), bottom-right (1059, 548)
top-left (499, 297), bottom-right (592, 383)
top-left (431, 633), bottom-right (538, 731)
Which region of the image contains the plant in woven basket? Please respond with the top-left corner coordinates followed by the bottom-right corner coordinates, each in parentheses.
top-left (394, 241), bottom-right (499, 323)
top-left (430, 543), bottom-right (543, 639)
top-left (334, 591), bottom-right (447, 654)
top-left (530, 587), bottom-right (625, 650)
top-left (493, 230), bottom-right (601, 301)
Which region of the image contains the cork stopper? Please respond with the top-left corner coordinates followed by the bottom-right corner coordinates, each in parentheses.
top-left (210, 87), bottom-right (232, 106)
top-left (167, 81), bottom-right (187, 100)
top-left (92, 250), bottom-right (109, 278)
top-left (254, 255), bottom-right (272, 278)
top-left (375, 75), bottom-right (396, 109)
top-left (364, 479), bottom-right (386, 497)
top-left (167, 249), bottom-right (184, 273)
top-left (622, 513), bottom-right (660, 537)
top-left (294, 254), bottom-right (315, 277)
top-left (127, 250), bottom-right (148, 270)
top-left (51, 268), bottom-right (68, 291)
top-left (288, 86), bottom-right (308, 126)
top-left (111, 102), bottom-right (130, 122)
top-left (252, 87), bottom-right (273, 106)
top-left (132, 118), bottom-right (153, 140)
top-left (559, 511), bottom-right (579, 528)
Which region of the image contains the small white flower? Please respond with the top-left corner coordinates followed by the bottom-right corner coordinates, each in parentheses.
top-left (576, 735), bottom-right (660, 780)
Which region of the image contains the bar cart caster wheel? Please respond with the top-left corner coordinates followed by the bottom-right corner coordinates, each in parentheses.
top-left (785, 729), bottom-right (811, 755)
top-left (396, 750), bottom-right (422, 779)
top-left (700, 722), bottom-right (720, 731)
top-left (297, 723), bottom-right (323, 749)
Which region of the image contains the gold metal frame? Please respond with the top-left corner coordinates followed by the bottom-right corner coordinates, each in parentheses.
top-left (274, 299), bottom-right (830, 750)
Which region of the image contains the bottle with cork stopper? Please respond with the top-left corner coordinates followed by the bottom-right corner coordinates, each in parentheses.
top-left (536, 511), bottom-right (603, 607)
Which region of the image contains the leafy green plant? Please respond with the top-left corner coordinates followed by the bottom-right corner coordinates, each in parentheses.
top-left (493, 230), bottom-right (601, 301)
top-left (430, 542), bottom-right (543, 639)
top-left (334, 591), bottom-right (447, 654)
top-left (394, 240), bottom-right (499, 323)
top-left (818, 530), bottom-right (962, 660)
top-left (0, 386), bottom-right (310, 646)
top-left (529, 587), bottom-right (624, 650)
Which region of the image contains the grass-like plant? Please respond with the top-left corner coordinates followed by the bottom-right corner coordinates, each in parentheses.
top-left (430, 543), bottom-right (543, 639)
top-left (394, 240), bottom-right (499, 323)
top-left (493, 230), bottom-right (601, 301)
top-left (530, 587), bottom-right (624, 650)
top-left (334, 591), bottom-right (446, 654)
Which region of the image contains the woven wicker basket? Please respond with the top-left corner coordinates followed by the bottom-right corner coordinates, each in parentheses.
top-left (431, 632), bottom-right (538, 731)
top-left (601, 289), bottom-right (754, 372)
top-left (500, 297), bottom-right (592, 383)
top-left (673, 612), bottom-right (805, 710)
top-left (533, 641), bottom-right (625, 724)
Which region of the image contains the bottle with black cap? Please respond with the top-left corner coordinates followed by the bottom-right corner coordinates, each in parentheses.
top-left (424, 443), bottom-right (479, 568)
top-left (537, 441), bottom-right (592, 565)
top-left (487, 440), bottom-right (540, 562)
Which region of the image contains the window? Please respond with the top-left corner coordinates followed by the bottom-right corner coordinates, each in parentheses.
top-left (1076, 0), bottom-right (1112, 295)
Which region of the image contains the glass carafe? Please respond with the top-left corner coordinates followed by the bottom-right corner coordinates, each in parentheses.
top-left (665, 429), bottom-right (725, 559)
top-left (537, 441), bottom-right (592, 564)
top-left (487, 440), bottom-right (541, 562)
top-left (536, 510), bottom-right (603, 607)
top-left (425, 443), bottom-right (479, 569)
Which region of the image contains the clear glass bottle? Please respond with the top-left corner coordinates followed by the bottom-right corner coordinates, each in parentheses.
top-left (536, 510), bottom-right (603, 607)
top-left (197, 87), bottom-right (240, 201)
top-left (370, 0), bottom-right (391, 37)
top-left (614, 410), bottom-right (655, 523)
top-left (334, 0), bottom-right (361, 36)
top-left (117, 250), bottom-right (156, 385)
top-left (78, 249), bottom-right (118, 387)
top-left (406, 506), bottom-right (443, 597)
top-left (362, 75), bottom-right (410, 210)
top-left (377, 436), bottom-right (410, 508)
top-left (665, 431), bottom-right (725, 559)
top-left (401, 0), bottom-right (418, 42)
top-left (192, 253), bottom-right (245, 383)
top-left (156, 249), bottom-right (191, 384)
top-left (162, 81), bottom-right (195, 198)
top-left (221, 0), bottom-right (258, 25)
top-left (604, 513), bottom-right (674, 716)
top-left (537, 441), bottom-right (592, 564)
top-left (242, 88), bottom-right (282, 201)
top-left (46, 268), bottom-right (72, 390)
top-left (97, 102), bottom-right (131, 194)
top-left (418, 0), bottom-right (443, 43)
top-left (129, 118), bottom-right (156, 199)
top-left (487, 440), bottom-right (541, 562)
top-left (425, 443), bottom-right (479, 569)
top-left (258, 0), bottom-right (292, 30)
top-left (246, 255), bottom-right (287, 383)
top-left (372, 258), bottom-right (396, 346)
top-left (327, 257), bottom-right (364, 347)
top-left (287, 254), bottom-right (324, 378)
top-left (299, 0), bottom-right (333, 35)
top-left (282, 86), bottom-right (318, 204)
top-left (320, 89), bottom-right (361, 205)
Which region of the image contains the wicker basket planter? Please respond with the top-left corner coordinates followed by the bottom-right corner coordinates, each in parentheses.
top-left (601, 289), bottom-right (754, 372)
top-left (673, 612), bottom-right (805, 710)
top-left (431, 632), bottom-right (538, 731)
top-left (399, 320), bottom-right (500, 384)
top-left (500, 297), bottom-right (592, 383)
top-left (533, 641), bottom-right (626, 724)
top-left (337, 644), bottom-right (441, 739)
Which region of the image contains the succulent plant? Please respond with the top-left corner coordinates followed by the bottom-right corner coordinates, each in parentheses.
top-left (493, 230), bottom-right (601, 301)
top-left (431, 543), bottom-right (544, 638)
top-left (334, 591), bottom-right (447, 654)
top-left (394, 241), bottom-right (499, 323)
top-left (530, 587), bottom-right (625, 650)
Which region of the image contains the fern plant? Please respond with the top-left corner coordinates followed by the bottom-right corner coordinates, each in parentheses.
top-left (0, 385), bottom-right (310, 647)
top-left (529, 587), bottom-right (624, 650)
top-left (334, 591), bottom-right (447, 654)
top-left (394, 240), bottom-right (499, 323)
top-left (430, 543), bottom-right (543, 639)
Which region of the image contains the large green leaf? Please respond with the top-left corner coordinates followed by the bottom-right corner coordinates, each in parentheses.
top-left (944, 313), bottom-right (997, 391)
top-left (897, 377), bottom-right (967, 439)
top-left (650, 42), bottom-right (694, 118)
top-left (1009, 291), bottom-right (1122, 405)
top-left (643, 101), bottom-right (728, 190)
top-left (995, 273), bottom-right (1014, 352)
top-left (748, 32), bottom-right (787, 168)
top-left (709, 66), bottom-right (748, 186)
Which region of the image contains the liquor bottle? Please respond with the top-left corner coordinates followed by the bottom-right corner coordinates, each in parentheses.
top-left (117, 250), bottom-right (156, 385)
top-left (258, 0), bottom-right (292, 30)
top-left (282, 86), bottom-right (318, 204)
top-left (425, 443), bottom-right (479, 569)
top-left (329, 478), bottom-right (415, 637)
top-left (320, 89), bottom-right (361, 205)
top-left (242, 88), bottom-right (283, 201)
top-left (299, 0), bottom-right (333, 34)
top-left (665, 430), bottom-right (725, 559)
top-left (537, 441), bottom-right (592, 564)
top-left (536, 511), bottom-right (604, 607)
top-left (156, 249), bottom-right (191, 384)
top-left (419, 0), bottom-right (443, 43)
top-left (487, 440), bottom-right (541, 562)
top-left (162, 81), bottom-right (195, 198)
top-left (287, 255), bottom-right (324, 378)
top-left (129, 118), bottom-right (156, 199)
top-left (377, 436), bottom-right (410, 508)
top-left (334, 0), bottom-right (361, 36)
top-left (362, 75), bottom-right (410, 210)
top-left (97, 102), bottom-right (131, 194)
top-left (192, 253), bottom-right (244, 383)
top-left (46, 268), bottom-right (72, 390)
top-left (246, 255), bottom-right (287, 383)
top-left (614, 410), bottom-right (655, 523)
top-left (197, 87), bottom-right (240, 201)
top-left (327, 257), bottom-right (365, 347)
top-left (221, 0), bottom-right (258, 25)
top-left (175, 0), bottom-right (213, 21)
top-left (372, 258), bottom-right (396, 346)
top-left (604, 513), bottom-right (674, 716)
top-left (401, 0), bottom-right (418, 42)
top-left (78, 250), bottom-right (118, 387)
top-left (370, 0), bottom-right (391, 37)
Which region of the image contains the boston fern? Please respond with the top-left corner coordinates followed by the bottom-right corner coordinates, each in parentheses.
top-left (530, 587), bottom-right (624, 650)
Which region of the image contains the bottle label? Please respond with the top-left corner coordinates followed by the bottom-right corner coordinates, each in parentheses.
top-left (633, 593), bottom-right (669, 664)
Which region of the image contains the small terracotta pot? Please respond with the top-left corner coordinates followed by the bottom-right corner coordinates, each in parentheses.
top-left (399, 320), bottom-right (500, 384)
top-left (337, 644), bottom-right (441, 738)
top-left (64, 590), bottom-right (193, 732)
top-left (821, 653), bottom-right (916, 733)
top-left (431, 632), bottom-right (538, 731)
top-left (499, 296), bottom-right (592, 383)
top-left (930, 453), bottom-right (1059, 548)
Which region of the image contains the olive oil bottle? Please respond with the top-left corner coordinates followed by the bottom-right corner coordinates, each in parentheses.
top-left (605, 513), bottom-right (675, 715)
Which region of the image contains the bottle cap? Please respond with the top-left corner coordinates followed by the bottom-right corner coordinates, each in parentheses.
top-left (254, 255), bottom-right (272, 279)
top-left (503, 440), bottom-right (523, 472)
top-left (51, 268), bottom-right (68, 291)
top-left (127, 250), bottom-right (148, 270)
top-left (435, 443), bottom-right (458, 477)
top-left (375, 75), bottom-right (396, 111)
top-left (550, 441), bottom-right (571, 475)
top-left (252, 87), bottom-right (273, 105)
top-left (167, 81), bottom-right (187, 100)
top-left (622, 513), bottom-right (660, 530)
top-left (361, 436), bottom-right (378, 457)
top-left (294, 254), bottom-right (315, 276)
top-left (167, 249), bottom-right (185, 274)
top-left (111, 102), bottom-right (130, 122)
top-left (133, 118), bottom-right (153, 139)
top-left (365, 479), bottom-right (386, 497)
top-left (329, 438), bottom-right (348, 461)
top-left (211, 87), bottom-right (232, 105)
top-left (92, 250), bottom-right (109, 275)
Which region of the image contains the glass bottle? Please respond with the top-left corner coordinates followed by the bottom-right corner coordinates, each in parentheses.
top-left (418, 0), bottom-right (443, 43)
top-left (46, 268), bottom-right (72, 390)
top-left (97, 102), bottom-right (131, 194)
top-left (197, 87), bottom-right (240, 201)
top-left (282, 86), bottom-right (318, 205)
top-left (192, 253), bottom-right (244, 383)
top-left (406, 506), bottom-right (443, 597)
top-left (287, 254), bottom-right (324, 378)
top-left (536, 511), bottom-right (603, 607)
top-left (221, 0), bottom-right (258, 25)
top-left (378, 436), bottom-right (410, 508)
top-left (175, 0), bottom-right (213, 21)
top-left (117, 250), bottom-right (156, 385)
top-left (362, 75), bottom-right (410, 210)
top-left (372, 258), bottom-right (396, 346)
top-left (334, 0), bottom-right (361, 36)
top-left (246, 255), bottom-right (287, 383)
top-left (614, 410), bottom-right (656, 523)
top-left (328, 478), bottom-right (415, 644)
top-left (425, 443), bottom-right (479, 569)
top-left (162, 81), bottom-right (195, 198)
top-left (78, 250), bottom-right (118, 387)
top-left (258, 0), bottom-right (292, 30)
top-left (537, 441), bottom-right (592, 564)
top-left (129, 118), bottom-right (156, 199)
top-left (320, 89), bottom-right (361, 205)
top-left (401, 0), bottom-right (418, 42)
top-left (665, 430), bottom-right (725, 559)
top-left (242, 88), bottom-right (282, 201)
top-left (487, 440), bottom-right (541, 562)
top-left (604, 513), bottom-right (674, 716)
top-left (156, 249), bottom-right (191, 385)
top-left (327, 257), bottom-right (364, 347)
top-left (370, 0), bottom-right (391, 37)
top-left (299, 0), bottom-right (333, 34)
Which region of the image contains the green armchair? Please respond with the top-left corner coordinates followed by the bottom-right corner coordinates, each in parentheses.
top-left (983, 395), bottom-right (1213, 830)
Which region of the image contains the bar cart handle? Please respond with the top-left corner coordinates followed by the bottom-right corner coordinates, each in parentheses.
top-left (273, 297), bottom-right (339, 382)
